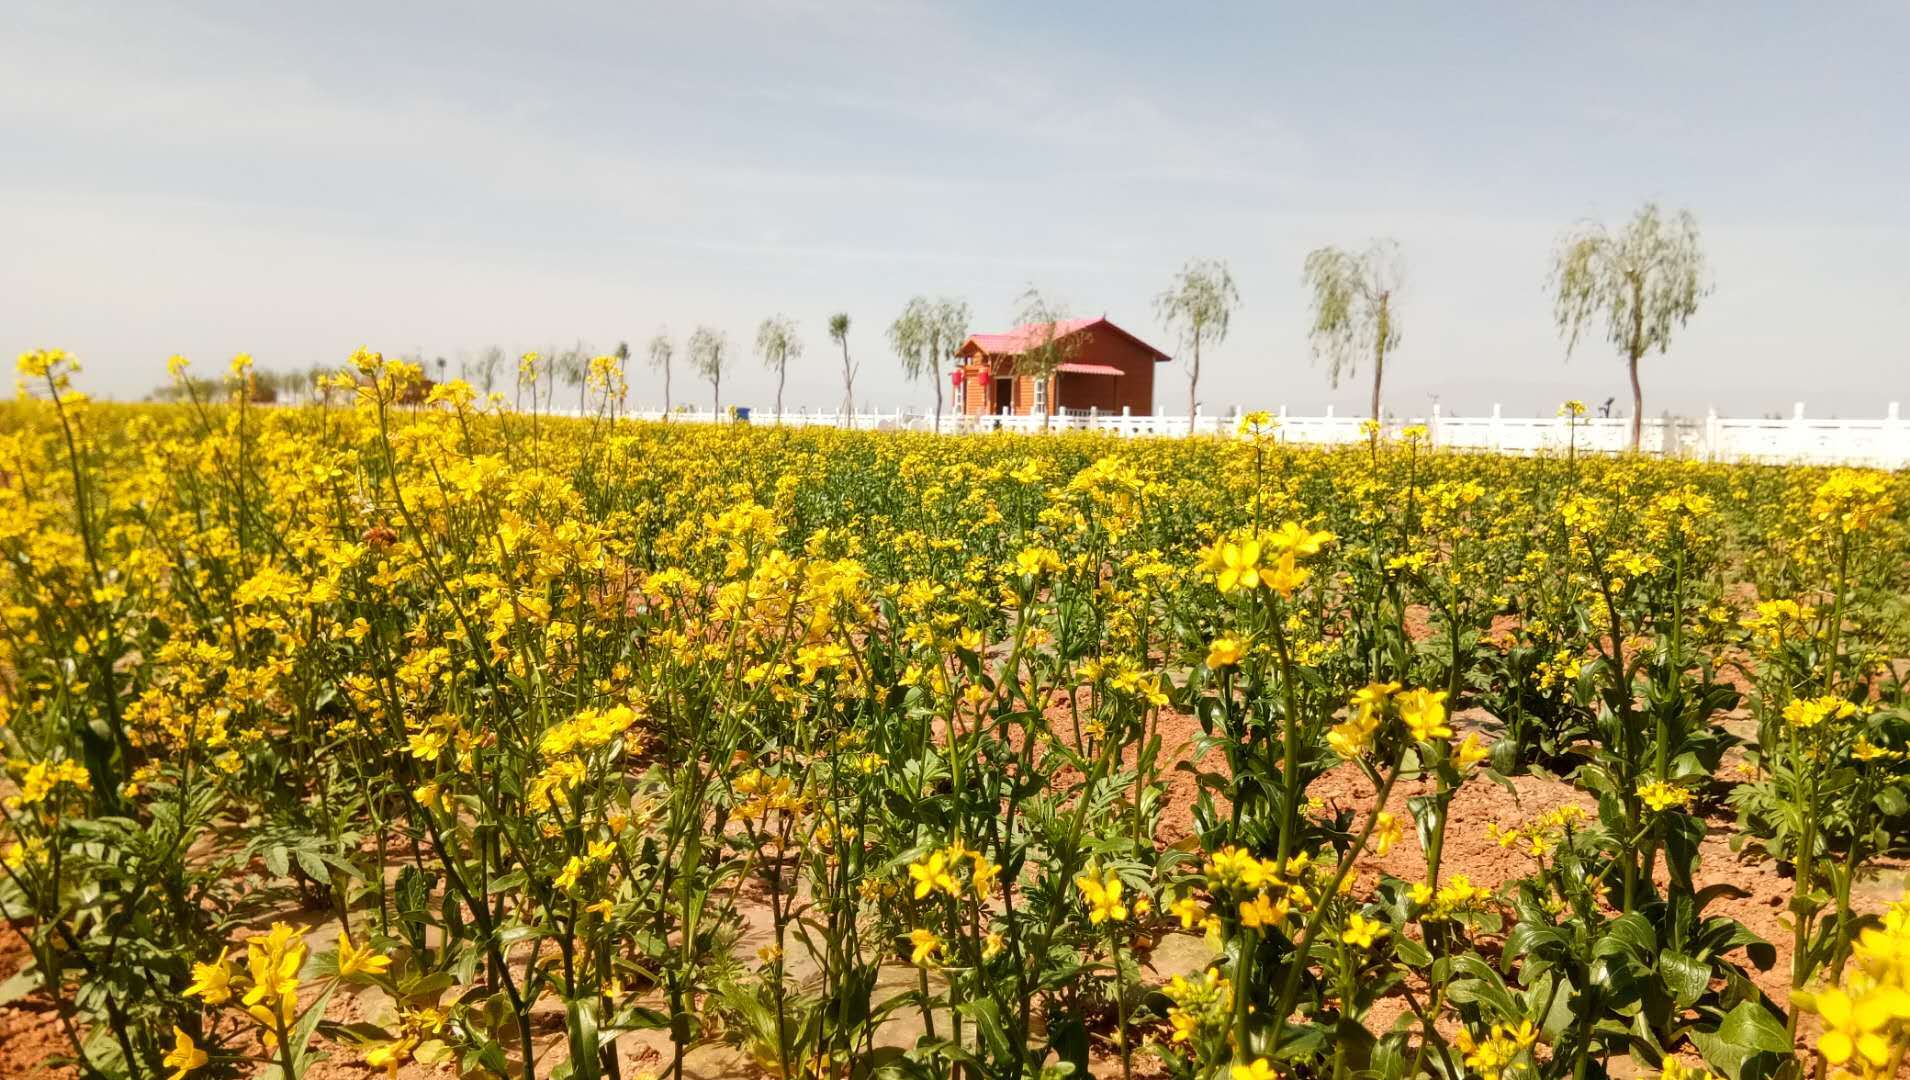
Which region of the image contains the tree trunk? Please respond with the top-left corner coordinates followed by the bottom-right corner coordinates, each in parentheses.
top-left (932, 360), bottom-right (942, 433)
top-left (775, 362), bottom-right (785, 424)
top-left (1628, 352), bottom-right (1644, 452)
top-left (663, 363), bottom-right (672, 421)
top-left (713, 374), bottom-right (721, 419)
top-left (1372, 298), bottom-right (1388, 422)
top-left (1370, 350), bottom-right (1384, 422)
top-left (1187, 338), bottom-right (1200, 426)
top-left (1629, 279), bottom-right (1646, 452)
top-left (840, 342), bottom-right (854, 429)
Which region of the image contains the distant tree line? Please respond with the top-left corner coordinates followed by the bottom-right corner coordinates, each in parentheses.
top-left (141, 201), bottom-right (1706, 451)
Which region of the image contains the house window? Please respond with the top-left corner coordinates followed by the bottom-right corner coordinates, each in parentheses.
top-left (1033, 376), bottom-right (1047, 415)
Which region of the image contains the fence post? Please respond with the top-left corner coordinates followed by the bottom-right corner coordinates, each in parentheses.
top-left (1791, 402), bottom-right (1806, 461)
top-left (1192, 405), bottom-right (1202, 438)
top-left (1705, 408), bottom-right (1719, 462)
top-left (1121, 405), bottom-right (1131, 437)
top-left (1489, 403), bottom-right (1502, 452)
top-left (1278, 404), bottom-right (1288, 443)
top-left (1430, 402), bottom-right (1442, 448)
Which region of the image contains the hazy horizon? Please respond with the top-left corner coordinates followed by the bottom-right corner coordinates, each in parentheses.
top-left (5, 2), bottom-right (1906, 420)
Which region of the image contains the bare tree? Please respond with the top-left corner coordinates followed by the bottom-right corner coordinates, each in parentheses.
top-left (755, 315), bottom-right (802, 421)
top-left (1155, 258), bottom-right (1238, 420)
top-left (1549, 202), bottom-right (1709, 451)
top-left (647, 331), bottom-right (674, 418)
top-left (1303, 239), bottom-right (1405, 422)
top-left (689, 326), bottom-right (728, 416)
top-left (1011, 287), bottom-right (1082, 431)
top-left (828, 313), bottom-right (854, 425)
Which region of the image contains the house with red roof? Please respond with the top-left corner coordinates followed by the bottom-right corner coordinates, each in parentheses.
top-left (953, 316), bottom-right (1171, 419)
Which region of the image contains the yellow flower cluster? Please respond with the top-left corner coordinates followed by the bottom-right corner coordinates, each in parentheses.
top-left (7, 758), bottom-right (91, 809)
top-left (539, 704), bottom-right (640, 757)
top-left (908, 839), bottom-right (1001, 902)
top-left (1486, 805), bottom-right (1589, 859)
top-left (1204, 521), bottom-right (1334, 598)
top-left (1163, 968), bottom-right (1233, 1047)
top-left (1410, 873), bottom-right (1493, 922)
top-left (1783, 694), bottom-right (1860, 730)
top-left (183, 922), bottom-right (308, 1043)
top-left (1801, 894), bottom-right (1910, 1078)
top-left (1743, 598), bottom-right (1814, 649)
top-left (1340, 911), bottom-right (1391, 949)
top-left (1453, 1019), bottom-right (1537, 1080)
top-left (1076, 865), bottom-right (1138, 925)
top-left (1811, 469), bottom-right (1895, 534)
top-left (734, 768), bottom-right (806, 820)
top-left (1203, 846), bottom-right (1314, 930)
top-left (1637, 779), bottom-right (1696, 813)
top-left (1328, 682), bottom-right (1467, 759)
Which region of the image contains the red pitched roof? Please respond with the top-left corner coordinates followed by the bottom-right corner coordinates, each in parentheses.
top-left (958, 316), bottom-right (1171, 362)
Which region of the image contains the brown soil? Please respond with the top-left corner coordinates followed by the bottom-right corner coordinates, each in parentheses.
top-left (0, 931), bottom-right (74, 1080)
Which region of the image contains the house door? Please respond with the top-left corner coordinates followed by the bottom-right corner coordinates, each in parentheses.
top-left (994, 378), bottom-right (1013, 414)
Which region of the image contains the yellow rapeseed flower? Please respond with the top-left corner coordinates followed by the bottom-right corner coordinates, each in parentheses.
top-left (1075, 867), bottom-right (1129, 925)
top-left (1398, 688), bottom-right (1451, 742)
top-left (163, 1026), bottom-right (207, 1080)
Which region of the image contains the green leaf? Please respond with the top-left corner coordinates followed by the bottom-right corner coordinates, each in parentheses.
top-left (1391, 935), bottom-right (1432, 968)
top-left (1659, 950), bottom-right (1709, 1009)
top-left (0, 968), bottom-right (39, 1007)
top-left (1689, 1001), bottom-right (1790, 1080)
top-left (1598, 913), bottom-right (1657, 959)
top-left (957, 999), bottom-right (1014, 1063)
top-left (290, 983), bottom-right (338, 1074)
top-left (1662, 812), bottom-right (1707, 890)
top-left (294, 846), bottom-right (332, 884)
top-left (567, 998), bottom-right (603, 1080)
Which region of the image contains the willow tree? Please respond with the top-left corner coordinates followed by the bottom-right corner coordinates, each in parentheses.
top-left (888, 296), bottom-right (969, 432)
top-left (1549, 202), bottom-right (1708, 451)
top-left (464, 345), bottom-right (506, 394)
top-left (1155, 258), bottom-right (1239, 420)
top-left (888, 298), bottom-right (933, 426)
top-left (609, 340), bottom-right (631, 416)
top-left (1012, 287), bottom-right (1081, 431)
top-left (934, 299), bottom-right (970, 423)
top-left (647, 331), bottom-right (674, 418)
top-left (556, 342), bottom-right (591, 414)
top-left (1303, 239), bottom-right (1404, 422)
top-left (755, 315), bottom-right (801, 421)
top-left (828, 313), bottom-right (855, 423)
top-left (688, 326), bottom-right (727, 416)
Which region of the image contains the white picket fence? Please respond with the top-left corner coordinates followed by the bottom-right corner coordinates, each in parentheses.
top-left (588, 401), bottom-right (1910, 467)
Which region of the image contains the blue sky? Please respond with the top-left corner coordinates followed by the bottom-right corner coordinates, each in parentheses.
top-left (4, 2), bottom-right (1906, 418)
